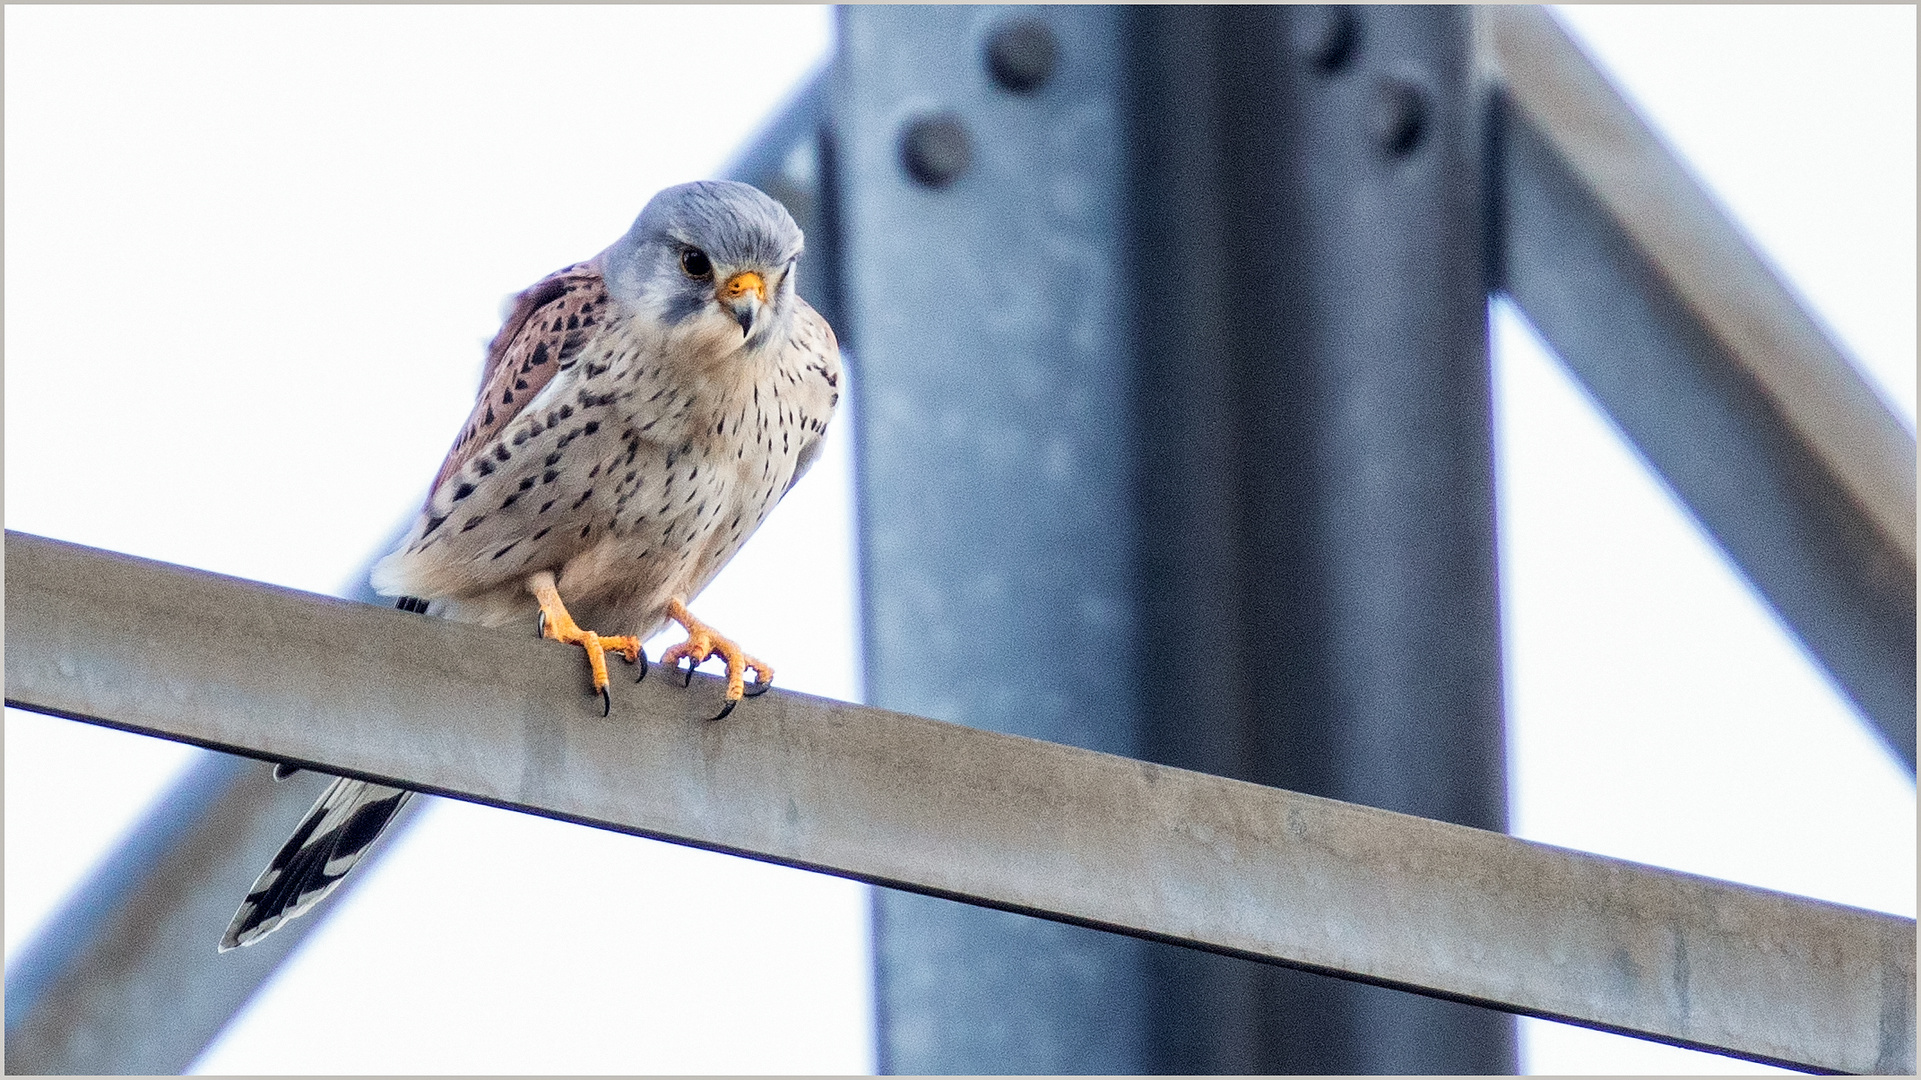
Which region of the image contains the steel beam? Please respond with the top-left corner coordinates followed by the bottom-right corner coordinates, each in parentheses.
top-left (10, 531), bottom-right (1914, 1075)
top-left (831, 7), bottom-right (1152, 1072)
top-left (1484, 6), bottom-right (1917, 769)
top-left (835, 6), bottom-right (1510, 1071)
top-left (1125, 7), bottom-right (1511, 1071)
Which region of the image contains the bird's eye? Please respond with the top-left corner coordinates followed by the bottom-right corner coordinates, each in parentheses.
top-left (680, 248), bottom-right (712, 279)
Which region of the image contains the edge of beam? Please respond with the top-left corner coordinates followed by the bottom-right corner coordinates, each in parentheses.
top-left (5, 531), bottom-right (1911, 1073)
top-left (1481, 6), bottom-right (1916, 572)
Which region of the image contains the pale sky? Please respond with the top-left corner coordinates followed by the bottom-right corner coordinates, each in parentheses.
top-left (4, 6), bottom-right (1913, 1074)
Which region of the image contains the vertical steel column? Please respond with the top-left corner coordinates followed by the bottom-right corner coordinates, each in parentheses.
top-left (835, 7), bottom-right (1151, 1072)
top-left (837, 5), bottom-right (1511, 1073)
top-left (1125, 7), bottom-right (1511, 1071)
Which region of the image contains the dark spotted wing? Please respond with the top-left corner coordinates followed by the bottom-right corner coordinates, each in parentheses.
top-left (429, 261), bottom-right (612, 498)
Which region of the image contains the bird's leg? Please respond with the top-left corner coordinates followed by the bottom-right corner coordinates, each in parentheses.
top-left (526, 571), bottom-right (642, 716)
top-left (658, 597), bottom-right (773, 720)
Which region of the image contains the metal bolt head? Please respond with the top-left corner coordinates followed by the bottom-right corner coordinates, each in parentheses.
top-left (1372, 79), bottom-right (1427, 157)
top-left (985, 19), bottom-right (1059, 94)
top-left (900, 113), bottom-right (973, 188)
top-left (1297, 5), bottom-right (1360, 72)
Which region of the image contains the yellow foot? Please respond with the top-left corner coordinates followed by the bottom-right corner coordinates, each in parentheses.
top-left (527, 571), bottom-right (643, 716)
top-left (658, 597), bottom-right (772, 721)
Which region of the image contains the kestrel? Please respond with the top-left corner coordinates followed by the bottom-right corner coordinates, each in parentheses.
top-left (220, 180), bottom-right (840, 950)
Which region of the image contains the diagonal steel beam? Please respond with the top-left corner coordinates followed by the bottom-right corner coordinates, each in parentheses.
top-left (1483, 6), bottom-right (1917, 768)
top-left (2, 750), bottom-right (424, 1075)
top-left (7, 531), bottom-right (1914, 1075)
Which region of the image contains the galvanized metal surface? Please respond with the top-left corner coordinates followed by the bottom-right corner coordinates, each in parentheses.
top-left (8, 531), bottom-right (1913, 1074)
top-left (837, 5), bottom-right (1512, 1071)
top-left (1485, 6), bottom-right (1917, 769)
top-left (832, 5), bottom-right (1154, 1073)
top-left (833, 4), bottom-right (1157, 1071)
top-left (1123, 7), bottom-right (1510, 1068)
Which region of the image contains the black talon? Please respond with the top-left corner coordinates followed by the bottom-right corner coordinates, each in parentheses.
top-left (272, 762), bottom-right (301, 781)
top-left (537, 611), bottom-right (547, 637)
top-left (743, 679), bottom-right (772, 698)
top-left (681, 659), bottom-right (696, 687)
top-left (709, 697), bottom-right (738, 723)
top-left (600, 686), bottom-right (612, 717)
top-left (634, 646), bottom-right (649, 683)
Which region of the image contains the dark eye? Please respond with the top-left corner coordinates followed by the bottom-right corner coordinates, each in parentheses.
top-left (680, 247), bottom-right (712, 279)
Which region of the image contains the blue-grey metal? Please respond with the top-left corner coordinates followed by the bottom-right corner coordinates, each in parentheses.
top-left (1500, 114), bottom-right (1916, 765)
top-left (1124, 7), bottom-right (1511, 1071)
top-left (834, 7), bottom-right (1151, 1072)
top-left (835, 5), bottom-right (1510, 1072)
top-left (1486, 9), bottom-right (1917, 770)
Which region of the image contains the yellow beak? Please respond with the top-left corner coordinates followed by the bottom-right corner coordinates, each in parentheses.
top-left (718, 271), bottom-right (767, 336)
top-left (718, 271), bottom-right (766, 303)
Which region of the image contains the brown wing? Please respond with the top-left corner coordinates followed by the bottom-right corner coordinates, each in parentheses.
top-left (427, 261), bottom-right (612, 498)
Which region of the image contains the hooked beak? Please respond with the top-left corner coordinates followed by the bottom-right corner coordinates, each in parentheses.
top-left (718, 271), bottom-right (767, 338)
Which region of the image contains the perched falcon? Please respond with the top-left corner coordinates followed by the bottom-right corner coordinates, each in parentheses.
top-left (219, 180), bottom-right (840, 951)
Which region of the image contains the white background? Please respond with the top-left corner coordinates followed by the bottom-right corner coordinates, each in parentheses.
top-left (5, 6), bottom-right (1912, 1074)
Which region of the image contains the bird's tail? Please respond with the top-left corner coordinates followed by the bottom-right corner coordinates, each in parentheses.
top-left (219, 776), bottom-right (413, 951)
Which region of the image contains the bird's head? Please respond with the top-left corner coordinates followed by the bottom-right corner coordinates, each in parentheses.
top-left (603, 180), bottom-right (804, 356)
